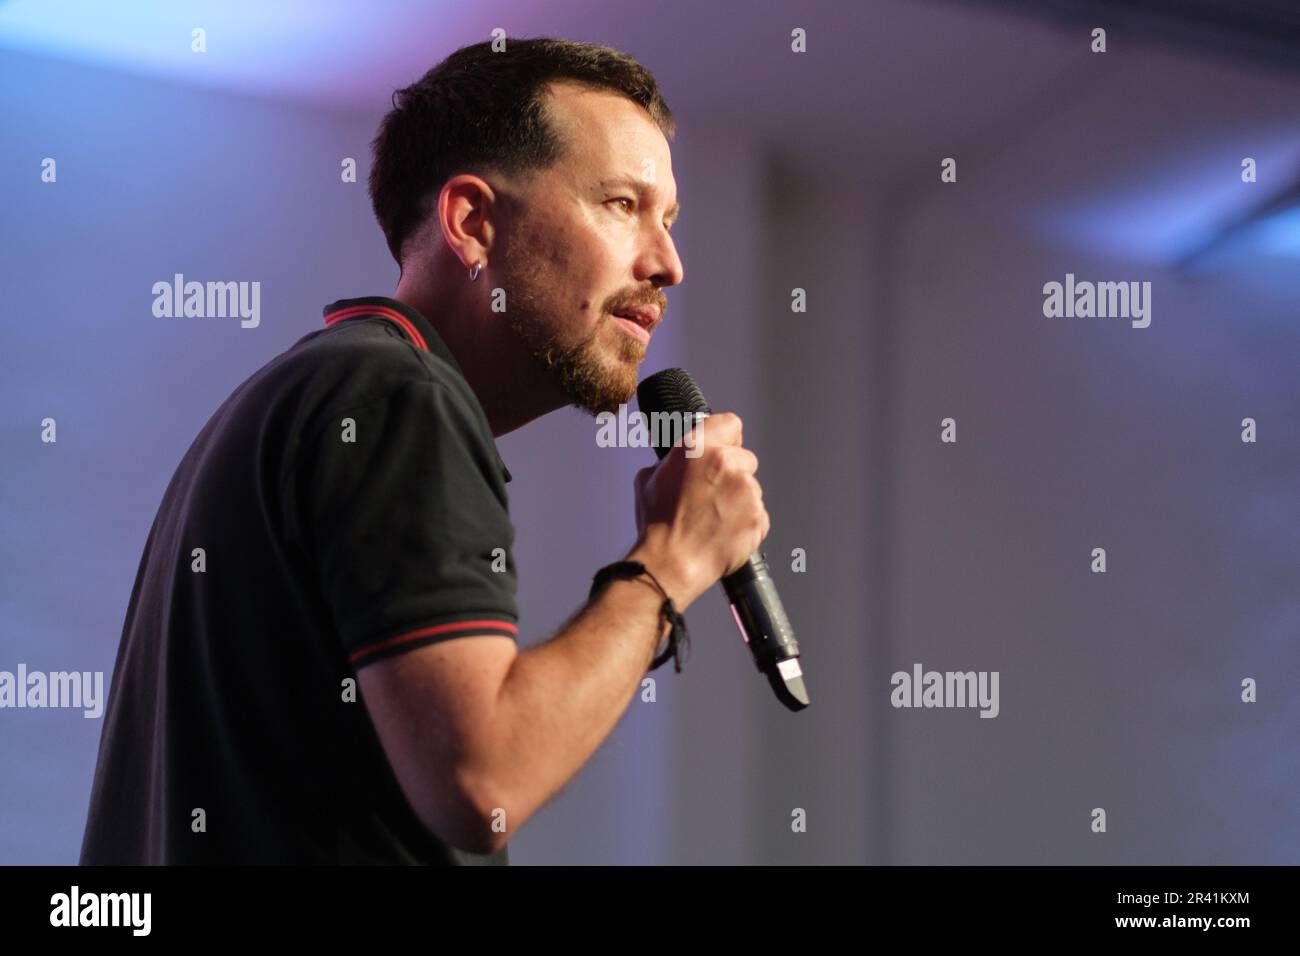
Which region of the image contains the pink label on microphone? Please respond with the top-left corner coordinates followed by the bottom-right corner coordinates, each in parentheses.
top-left (728, 603), bottom-right (749, 644)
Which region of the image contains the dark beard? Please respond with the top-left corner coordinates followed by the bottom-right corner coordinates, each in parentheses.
top-left (498, 236), bottom-right (646, 415)
top-left (496, 217), bottom-right (649, 415)
top-left (506, 309), bottom-right (644, 416)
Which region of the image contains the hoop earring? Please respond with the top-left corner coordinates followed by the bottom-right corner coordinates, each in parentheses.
top-left (468, 261), bottom-right (482, 281)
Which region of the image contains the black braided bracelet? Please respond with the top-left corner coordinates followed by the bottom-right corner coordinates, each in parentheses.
top-left (588, 560), bottom-right (690, 673)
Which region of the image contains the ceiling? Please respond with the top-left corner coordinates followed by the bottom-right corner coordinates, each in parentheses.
top-left (3, 0), bottom-right (1298, 264)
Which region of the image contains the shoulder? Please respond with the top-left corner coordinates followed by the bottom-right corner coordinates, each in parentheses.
top-left (279, 319), bottom-right (491, 452)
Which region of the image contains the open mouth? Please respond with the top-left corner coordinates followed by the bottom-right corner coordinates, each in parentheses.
top-left (611, 312), bottom-right (651, 344)
top-left (609, 305), bottom-right (659, 345)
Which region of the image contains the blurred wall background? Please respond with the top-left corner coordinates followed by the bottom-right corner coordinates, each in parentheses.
top-left (1, 0), bottom-right (1296, 864)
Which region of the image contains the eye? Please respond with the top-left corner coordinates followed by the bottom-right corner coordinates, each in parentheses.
top-left (607, 196), bottom-right (636, 214)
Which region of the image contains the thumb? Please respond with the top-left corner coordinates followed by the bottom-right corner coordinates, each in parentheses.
top-left (632, 464), bottom-right (657, 537)
top-left (633, 463), bottom-right (656, 494)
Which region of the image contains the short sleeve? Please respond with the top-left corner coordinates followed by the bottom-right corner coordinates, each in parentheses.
top-left (288, 380), bottom-right (519, 669)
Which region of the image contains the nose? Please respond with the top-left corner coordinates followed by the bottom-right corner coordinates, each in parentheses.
top-left (636, 223), bottom-right (685, 289)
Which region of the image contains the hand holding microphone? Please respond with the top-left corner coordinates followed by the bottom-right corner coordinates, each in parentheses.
top-left (630, 411), bottom-right (768, 605)
top-left (628, 368), bottom-right (809, 712)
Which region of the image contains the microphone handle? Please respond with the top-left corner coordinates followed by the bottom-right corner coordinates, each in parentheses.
top-left (721, 550), bottom-right (809, 711)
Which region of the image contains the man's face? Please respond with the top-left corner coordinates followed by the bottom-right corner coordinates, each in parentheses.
top-left (495, 81), bottom-right (683, 416)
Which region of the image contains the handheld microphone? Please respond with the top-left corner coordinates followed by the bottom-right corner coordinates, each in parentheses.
top-left (636, 368), bottom-right (810, 712)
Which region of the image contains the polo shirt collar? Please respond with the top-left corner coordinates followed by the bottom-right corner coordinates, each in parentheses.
top-left (321, 295), bottom-right (512, 484)
top-left (323, 295), bottom-right (462, 370)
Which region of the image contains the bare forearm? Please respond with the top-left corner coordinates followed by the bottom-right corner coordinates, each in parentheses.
top-left (474, 543), bottom-right (690, 837)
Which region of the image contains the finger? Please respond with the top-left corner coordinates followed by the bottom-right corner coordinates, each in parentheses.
top-left (700, 412), bottom-right (743, 448)
top-left (724, 446), bottom-right (758, 475)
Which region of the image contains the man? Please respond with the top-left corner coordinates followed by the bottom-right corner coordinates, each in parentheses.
top-left (80, 38), bottom-right (768, 864)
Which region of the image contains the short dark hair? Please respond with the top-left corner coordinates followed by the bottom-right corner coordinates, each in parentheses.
top-left (368, 37), bottom-right (675, 267)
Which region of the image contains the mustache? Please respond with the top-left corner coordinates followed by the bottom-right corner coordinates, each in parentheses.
top-left (606, 290), bottom-right (668, 315)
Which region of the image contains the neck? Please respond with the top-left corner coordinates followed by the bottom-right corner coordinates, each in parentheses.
top-left (392, 273), bottom-right (569, 438)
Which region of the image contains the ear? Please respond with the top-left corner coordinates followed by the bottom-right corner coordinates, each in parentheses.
top-left (436, 174), bottom-right (499, 271)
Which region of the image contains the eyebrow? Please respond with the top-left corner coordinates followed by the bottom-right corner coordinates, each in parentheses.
top-left (600, 176), bottom-right (681, 226)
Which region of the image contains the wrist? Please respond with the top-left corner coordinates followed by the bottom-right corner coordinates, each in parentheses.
top-left (593, 551), bottom-right (694, 674)
top-left (623, 535), bottom-right (700, 611)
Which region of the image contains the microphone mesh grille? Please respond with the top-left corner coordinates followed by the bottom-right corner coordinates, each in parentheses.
top-left (636, 368), bottom-right (712, 417)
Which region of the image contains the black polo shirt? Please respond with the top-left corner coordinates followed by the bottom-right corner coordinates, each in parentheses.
top-left (80, 296), bottom-right (519, 865)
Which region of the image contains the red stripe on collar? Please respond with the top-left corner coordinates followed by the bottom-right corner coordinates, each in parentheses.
top-left (323, 305), bottom-right (428, 352)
